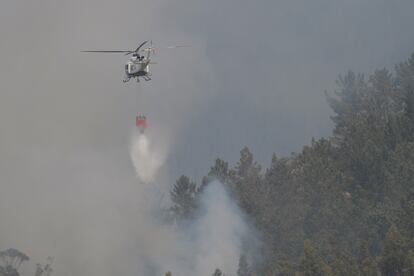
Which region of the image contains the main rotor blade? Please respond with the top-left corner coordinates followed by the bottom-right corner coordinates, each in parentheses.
top-left (166, 45), bottom-right (191, 48)
top-left (139, 45), bottom-right (190, 53)
top-left (81, 50), bottom-right (131, 53)
top-left (134, 41), bottom-right (148, 53)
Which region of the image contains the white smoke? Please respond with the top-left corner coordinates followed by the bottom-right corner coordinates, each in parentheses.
top-left (108, 132), bottom-right (257, 276)
top-left (191, 181), bottom-right (251, 276)
top-left (130, 131), bottom-right (167, 183)
top-left (129, 180), bottom-right (255, 276)
top-left (0, 132), bottom-right (257, 276)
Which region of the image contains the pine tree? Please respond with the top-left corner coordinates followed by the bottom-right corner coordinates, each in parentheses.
top-left (208, 158), bottom-right (230, 184)
top-left (395, 53), bottom-right (414, 140)
top-left (170, 175), bottom-right (198, 220)
top-left (229, 147), bottom-right (262, 216)
top-left (326, 69), bottom-right (403, 195)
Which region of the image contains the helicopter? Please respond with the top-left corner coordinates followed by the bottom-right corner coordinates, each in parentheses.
top-left (82, 41), bottom-right (187, 83)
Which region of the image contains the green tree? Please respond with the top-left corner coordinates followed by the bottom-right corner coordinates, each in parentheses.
top-left (300, 240), bottom-right (331, 276)
top-left (395, 53), bottom-right (414, 140)
top-left (170, 175), bottom-right (198, 220)
top-left (326, 70), bottom-right (402, 197)
top-left (229, 147), bottom-right (262, 216)
top-left (380, 225), bottom-right (406, 276)
top-left (208, 158), bottom-right (230, 184)
top-left (385, 142), bottom-right (414, 204)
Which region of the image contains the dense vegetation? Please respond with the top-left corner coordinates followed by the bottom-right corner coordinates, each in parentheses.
top-left (169, 53), bottom-right (414, 276)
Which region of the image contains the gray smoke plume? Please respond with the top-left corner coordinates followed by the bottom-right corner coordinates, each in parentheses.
top-left (190, 181), bottom-right (252, 276)
top-left (5, 1), bottom-right (411, 275)
top-left (128, 131), bottom-right (256, 275)
top-left (129, 180), bottom-right (255, 276)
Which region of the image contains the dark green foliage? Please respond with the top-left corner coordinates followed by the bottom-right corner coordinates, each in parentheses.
top-left (275, 257), bottom-right (297, 276)
top-left (327, 69), bottom-right (404, 197)
top-left (208, 158), bottom-right (230, 184)
top-left (329, 249), bottom-right (360, 276)
top-left (357, 241), bottom-right (378, 276)
top-left (228, 147), bottom-right (263, 218)
top-left (404, 250), bottom-right (414, 276)
top-left (385, 142), bottom-right (414, 202)
top-left (400, 193), bottom-right (414, 237)
top-left (170, 175), bottom-right (199, 221)
top-left (380, 225), bottom-right (406, 276)
top-left (299, 240), bottom-right (331, 276)
top-left (395, 53), bottom-right (414, 139)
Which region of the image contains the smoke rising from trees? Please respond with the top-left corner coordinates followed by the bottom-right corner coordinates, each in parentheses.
top-left (1, 0), bottom-right (414, 275)
top-left (128, 129), bottom-right (257, 275)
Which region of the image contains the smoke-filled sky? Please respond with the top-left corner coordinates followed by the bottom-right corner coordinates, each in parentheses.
top-left (1, 0), bottom-right (414, 177)
top-left (0, 0), bottom-right (414, 275)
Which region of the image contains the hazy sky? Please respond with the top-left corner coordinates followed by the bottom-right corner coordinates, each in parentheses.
top-left (168, 0), bottom-right (414, 175)
top-left (1, 0), bottom-right (414, 177)
top-left (0, 0), bottom-right (413, 275)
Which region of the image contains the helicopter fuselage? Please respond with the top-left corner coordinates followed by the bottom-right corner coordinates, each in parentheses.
top-left (124, 56), bottom-right (151, 82)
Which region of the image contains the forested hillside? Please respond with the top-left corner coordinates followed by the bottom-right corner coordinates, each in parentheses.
top-left (169, 53), bottom-right (414, 276)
